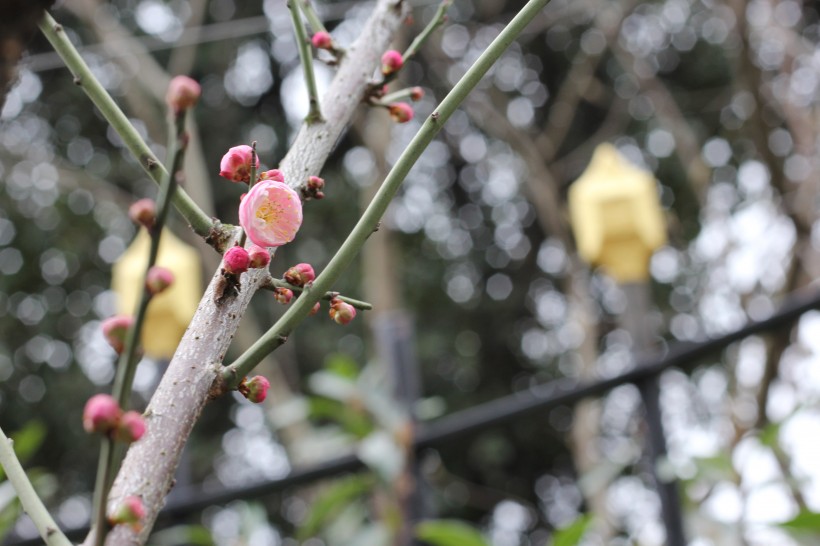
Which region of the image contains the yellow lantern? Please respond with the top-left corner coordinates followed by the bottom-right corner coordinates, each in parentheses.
top-left (112, 229), bottom-right (202, 359)
top-left (568, 143), bottom-right (667, 282)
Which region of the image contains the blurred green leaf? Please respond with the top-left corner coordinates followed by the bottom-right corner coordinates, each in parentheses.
top-left (415, 520), bottom-right (489, 546)
top-left (298, 474), bottom-right (375, 540)
top-left (308, 396), bottom-right (374, 438)
top-left (759, 422), bottom-right (781, 449)
top-left (552, 514), bottom-right (593, 546)
top-left (148, 524), bottom-right (215, 545)
top-left (778, 510), bottom-right (820, 534)
top-left (0, 485), bottom-right (20, 541)
top-left (324, 353), bottom-right (361, 380)
top-left (0, 421), bottom-right (47, 482)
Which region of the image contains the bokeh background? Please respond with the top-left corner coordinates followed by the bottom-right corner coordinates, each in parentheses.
top-left (2, 0), bottom-right (820, 544)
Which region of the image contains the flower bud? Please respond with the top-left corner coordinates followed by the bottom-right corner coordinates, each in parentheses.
top-left (388, 102), bottom-right (414, 123)
top-left (242, 375), bottom-right (270, 403)
top-left (329, 298), bottom-right (356, 325)
top-left (381, 49), bottom-right (404, 75)
top-left (145, 266), bottom-right (174, 295)
top-left (219, 145), bottom-right (260, 183)
top-left (166, 75), bottom-right (201, 113)
top-left (109, 496), bottom-right (145, 531)
top-left (410, 86), bottom-right (424, 101)
top-left (284, 263), bottom-right (316, 287)
top-left (258, 169), bottom-right (285, 182)
top-left (101, 315), bottom-right (135, 354)
top-left (128, 199), bottom-right (156, 229)
top-left (310, 301), bottom-right (321, 316)
top-left (273, 287), bottom-right (293, 305)
top-left (307, 175), bottom-right (324, 191)
top-left (311, 31), bottom-right (333, 50)
top-left (223, 246), bottom-right (250, 275)
top-left (116, 411), bottom-right (146, 443)
top-left (248, 245), bottom-right (271, 269)
top-left (83, 394), bottom-right (121, 435)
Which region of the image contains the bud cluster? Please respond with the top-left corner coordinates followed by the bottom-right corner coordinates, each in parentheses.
top-left (82, 394), bottom-right (146, 443)
top-left (302, 175), bottom-right (325, 200)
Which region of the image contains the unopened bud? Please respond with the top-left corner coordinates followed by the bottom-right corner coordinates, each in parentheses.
top-left (223, 246), bottom-right (250, 275)
top-left (258, 169), bottom-right (285, 182)
top-left (388, 102), bottom-right (414, 123)
top-left (240, 375), bottom-right (270, 403)
top-left (116, 411), bottom-right (146, 443)
top-left (128, 199), bottom-right (156, 229)
top-left (248, 245), bottom-right (271, 269)
top-left (311, 31), bottom-right (333, 50)
top-left (101, 315), bottom-right (135, 354)
top-left (83, 394), bottom-right (121, 435)
top-left (410, 86), bottom-right (424, 101)
top-left (166, 75), bottom-right (201, 114)
top-left (109, 496), bottom-right (145, 531)
top-left (145, 266), bottom-right (174, 295)
top-left (284, 263), bottom-right (316, 287)
top-left (310, 301), bottom-right (321, 316)
top-left (329, 298), bottom-right (356, 325)
top-left (307, 175), bottom-right (325, 191)
top-left (219, 145), bottom-right (259, 183)
top-left (273, 287), bottom-right (293, 305)
top-left (381, 49), bottom-right (404, 75)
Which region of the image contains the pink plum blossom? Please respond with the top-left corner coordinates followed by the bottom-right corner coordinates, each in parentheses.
top-left (165, 76), bottom-right (200, 113)
top-left (223, 246), bottom-right (250, 274)
top-left (258, 169), bottom-right (285, 182)
top-left (238, 180), bottom-right (303, 248)
top-left (219, 145), bottom-right (259, 183)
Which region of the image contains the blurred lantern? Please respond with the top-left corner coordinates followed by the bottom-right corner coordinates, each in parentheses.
top-left (568, 143), bottom-right (667, 282)
top-left (112, 229), bottom-right (201, 360)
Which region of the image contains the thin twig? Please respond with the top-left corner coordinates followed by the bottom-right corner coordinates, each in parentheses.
top-left (0, 427), bottom-right (73, 546)
top-left (37, 12), bottom-right (215, 239)
top-left (402, 0), bottom-right (452, 62)
top-left (262, 276), bottom-right (373, 310)
top-left (289, 0), bottom-right (323, 123)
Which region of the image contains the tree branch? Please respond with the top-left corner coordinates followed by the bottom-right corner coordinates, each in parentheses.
top-left (85, 2), bottom-right (409, 544)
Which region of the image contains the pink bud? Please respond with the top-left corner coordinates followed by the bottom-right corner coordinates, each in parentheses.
top-left (145, 266), bottom-right (174, 295)
top-left (101, 315), bottom-right (135, 354)
top-left (83, 394), bottom-right (121, 435)
top-left (223, 246), bottom-right (250, 275)
top-left (116, 411), bottom-right (146, 443)
top-left (128, 199), bottom-right (156, 229)
top-left (248, 245), bottom-right (271, 269)
top-left (242, 375), bottom-right (270, 403)
top-left (329, 298), bottom-right (356, 325)
top-left (388, 102), bottom-right (414, 123)
top-left (273, 287), bottom-right (293, 305)
top-left (109, 495), bottom-right (145, 531)
top-left (310, 302), bottom-right (321, 316)
top-left (284, 263), bottom-right (316, 287)
top-left (410, 86), bottom-right (424, 101)
top-left (219, 145), bottom-right (260, 183)
top-left (166, 75), bottom-right (201, 113)
top-left (381, 49), bottom-right (404, 75)
top-left (307, 175), bottom-right (325, 191)
top-left (258, 169), bottom-right (285, 182)
top-left (311, 31), bottom-right (333, 50)
top-left (238, 180), bottom-right (303, 248)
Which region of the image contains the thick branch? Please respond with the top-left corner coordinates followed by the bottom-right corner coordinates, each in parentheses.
top-left (90, 2), bottom-right (408, 545)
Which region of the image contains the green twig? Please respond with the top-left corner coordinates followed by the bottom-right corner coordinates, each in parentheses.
top-left (0, 427), bottom-right (73, 546)
top-left (300, 0), bottom-right (328, 35)
top-left (237, 142), bottom-right (258, 249)
top-left (264, 276), bottom-right (373, 310)
top-left (289, 1), bottom-right (323, 123)
top-left (377, 87), bottom-right (421, 104)
top-left (222, 0), bottom-right (551, 388)
top-left (90, 110), bottom-right (189, 546)
top-left (38, 11), bottom-right (215, 239)
top-left (403, 0), bottom-right (452, 62)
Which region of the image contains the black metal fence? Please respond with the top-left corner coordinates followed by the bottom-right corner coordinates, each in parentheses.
top-left (7, 289), bottom-right (820, 546)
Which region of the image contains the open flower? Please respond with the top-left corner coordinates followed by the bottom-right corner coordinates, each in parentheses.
top-left (238, 180), bottom-right (303, 248)
top-left (219, 145), bottom-right (259, 183)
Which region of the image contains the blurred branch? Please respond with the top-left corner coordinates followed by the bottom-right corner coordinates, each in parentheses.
top-left (167, 0), bottom-right (207, 77)
top-left (289, 0), bottom-right (323, 123)
top-left (0, 426), bottom-right (72, 546)
top-left (0, 0), bottom-right (55, 110)
top-left (91, 2), bottom-right (410, 543)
